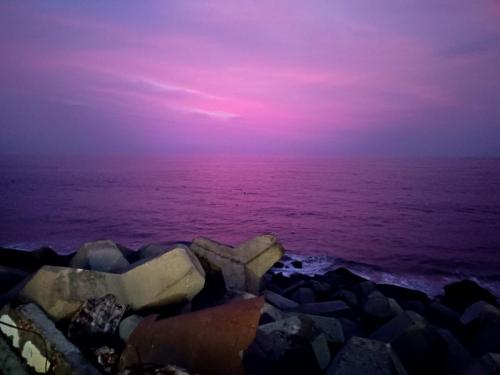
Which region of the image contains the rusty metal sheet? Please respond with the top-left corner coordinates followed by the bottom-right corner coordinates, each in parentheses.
top-left (120, 297), bottom-right (265, 375)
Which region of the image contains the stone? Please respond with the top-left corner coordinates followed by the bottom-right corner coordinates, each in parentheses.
top-left (0, 266), bottom-right (29, 293)
top-left (190, 234), bottom-right (284, 293)
top-left (422, 301), bottom-right (463, 333)
top-left (310, 280), bottom-right (334, 295)
top-left (119, 315), bottom-right (144, 342)
top-left (95, 346), bottom-right (119, 373)
top-left (21, 247), bottom-right (205, 320)
top-left (68, 294), bottom-right (126, 346)
top-left (291, 260), bottom-right (303, 269)
top-left (258, 315), bottom-right (330, 369)
top-left (370, 311), bottom-right (427, 343)
top-left (0, 303), bottom-right (100, 374)
top-left (264, 290), bottom-right (300, 311)
top-left (0, 246), bottom-right (72, 272)
top-left (362, 291), bottom-right (400, 321)
top-left (337, 317), bottom-right (363, 341)
top-left (0, 335), bottom-right (30, 375)
top-left (136, 242), bottom-right (190, 261)
top-left (120, 297), bottom-right (264, 375)
top-left (299, 300), bottom-right (352, 318)
top-left (70, 240), bottom-right (130, 273)
top-left (436, 328), bottom-right (474, 375)
top-left (355, 280), bottom-right (377, 298)
top-left (332, 289), bottom-right (359, 307)
top-left (290, 287), bottom-right (316, 304)
top-left (460, 301), bottom-right (500, 354)
top-left (443, 280), bottom-right (497, 312)
top-left (481, 352), bottom-right (500, 373)
top-left (259, 302), bottom-right (286, 325)
top-left (325, 336), bottom-right (407, 375)
top-left (377, 284), bottom-right (429, 304)
top-left (305, 314), bottom-right (345, 345)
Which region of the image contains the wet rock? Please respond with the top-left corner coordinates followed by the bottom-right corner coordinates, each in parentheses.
top-left (272, 261), bottom-right (285, 269)
top-left (291, 260), bottom-right (303, 269)
top-left (377, 284), bottom-right (429, 306)
top-left (190, 234), bottom-right (284, 293)
top-left (21, 247), bottom-right (205, 320)
top-left (305, 314), bottom-right (345, 345)
top-left (370, 310), bottom-right (427, 343)
top-left (443, 280), bottom-right (497, 312)
top-left (325, 336), bottom-right (407, 375)
top-left (0, 266), bottom-right (29, 294)
top-left (332, 289), bottom-right (359, 308)
top-left (323, 267), bottom-right (367, 288)
top-left (460, 301), bottom-right (500, 354)
top-left (299, 300), bottom-right (352, 318)
top-left (0, 303), bottom-right (100, 374)
top-left (0, 335), bottom-right (30, 375)
top-left (70, 240), bottom-right (130, 273)
top-left (68, 294), bottom-right (126, 346)
top-left (119, 315), bottom-right (143, 342)
top-left (422, 301), bottom-right (463, 334)
top-left (0, 246), bottom-right (72, 272)
top-left (264, 290), bottom-right (300, 311)
top-left (436, 328), bottom-right (474, 375)
top-left (120, 297), bottom-right (264, 375)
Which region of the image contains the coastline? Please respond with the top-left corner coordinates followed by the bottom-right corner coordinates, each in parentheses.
top-left (1, 237), bottom-right (500, 374)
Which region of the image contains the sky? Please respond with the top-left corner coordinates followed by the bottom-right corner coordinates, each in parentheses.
top-left (1, 1), bottom-right (500, 156)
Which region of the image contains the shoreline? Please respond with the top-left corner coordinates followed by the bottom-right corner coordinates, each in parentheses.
top-left (1, 236), bottom-right (500, 374)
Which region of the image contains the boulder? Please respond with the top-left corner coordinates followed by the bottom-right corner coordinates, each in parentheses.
top-left (245, 314), bottom-right (330, 374)
top-left (299, 300), bottom-right (352, 318)
top-left (290, 287), bottom-right (316, 304)
top-left (260, 302), bottom-right (286, 325)
top-left (305, 314), bottom-right (345, 345)
top-left (362, 291), bottom-right (401, 322)
top-left (332, 289), bottom-right (359, 308)
top-left (460, 301), bottom-right (500, 354)
top-left (436, 328), bottom-right (474, 375)
top-left (0, 246), bottom-right (72, 272)
top-left (70, 240), bottom-right (129, 273)
top-left (68, 294), bottom-right (126, 347)
top-left (481, 352), bottom-right (500, 373)
top-left (0, 303), bottom-right (100, 374)
top-left (21, 247), bottom-right (205, 320)
top-left (377, 284), bottom-right (429, 305)
top-left (325, 336), bottom-right (407, 375)
top-left (370, 311), bottom-right (427, 343)
top-left (0, 266), bottom-right (29, 293)
top-left (190, 234), bottom-right (284, 293)
top-left (264, 290), bottom-right (300, 311)
top-left (120, 297), bottom-right (264, 375)
top-left (442, 280), bottom-right (497, 312)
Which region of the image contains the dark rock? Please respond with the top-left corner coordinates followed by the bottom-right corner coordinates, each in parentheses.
top-left (259, 315), bottom-right (330, 369)
top-left (290, 287), bottom-right (316, 304)
top-left (0, 266), bottom-right (29, 293)
top-left (299, 300), bottom-right (352, 318)
top-left (422, 301), bottom-right (463, 334)
top-left (119, 315), bottom-right (144, 342)
top-left (377, 284), bottom-right (429, 304)
top-left (259, 303), bottom-right (285, 325)
top-left (272, 261), bottom-right (285, 269)
top-left (264, 290), bottom-right (300, 311)
top-left (443, 280), bottom-right (497, 312)
top-left (325, 336), bottom-right (407, 375)
top-left (332, 289), bottom-right (359, 307)
top-left (362, 291), bottom-right (401, 322)
top-left (68, 294), bottom-right (126, 347)
top-left (70, 240), bottom-right (130, 273)
top-left (310, 280), bottom-right (334, 295)
top-left (95, 346), bottom-right (119, 373)
top-left (305, 314), bottom-right (345, 345)
top-left (370, 311), bottom-right (427, 343)
top-left (436, 328), bottom-right (475, 375)
top-left (120, 297), bottom-right (264, 375)
top-left (291, 260), bottom-right (303, 269)
top-left (337, 317), bottom-right (363, 341)
top-left (281, 279), bottom-right (308, 296)
top-left (460, 301), bottom-right (500, 355)
top-left (481, 352), bottom-right (500, 373)
top-left (0, 246), bottom-right (72, 272)
top-left (355, 280), bottom-right (377, 299)
top-left (329, 267), bottom-right (367, 285)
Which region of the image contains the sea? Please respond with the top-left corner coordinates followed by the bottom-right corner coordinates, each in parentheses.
top-left (1, 155), bottom-right (499, 296)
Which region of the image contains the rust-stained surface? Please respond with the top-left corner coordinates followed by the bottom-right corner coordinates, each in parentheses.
top-left (120, 297), bottom-right (265, 375)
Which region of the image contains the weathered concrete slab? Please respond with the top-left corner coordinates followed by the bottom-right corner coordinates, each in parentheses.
top-left (120, 297), bottom-right (265, 375)
top-left (70, 240), bottom-right (129, 272)
top-left (190, 234), bottom-right (284, 293)
top-left (0, 303), bottom-right (100, 374)
top-left (21, 247), bottom-right (205, 320)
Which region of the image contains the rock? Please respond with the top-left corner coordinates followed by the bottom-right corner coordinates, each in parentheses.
top-left (377, 284), bottom-right (429, 305)
top-left (460, 301), bottom-right (500, 354)
top-left (95, 346), bottom-right (119, 373)
top-left (190, 234), bottom-right (284, 293)
top-left (481, 352), bottom-right (500, 373)
top-left (119, 315), bottom-right (144, 342)
top-left (272, 261), bottom-right (285, 269)
top-left (259, 303), bottom-right (286, 325)
top-left (70, 240), bottom-right (130, 272)
top-left (422, 301), bottom-right (463, 333)
top-left (264, 290), bottom-right (300, 311)
top-left (436, 328), bottom-right (474, 375)
top-left (0, 266), bottom-right (29, 293)
top-left (136, 242), bottom-right (190, 261)
top-left (0, 303), bottom-right (100, 374)
top-left (337, 317), bottom-right (363, 341)
top-left (310, 280), bottom-right (334, 295)
top-left (21, 247), bottom-right (205, 320)
top-left (332, 289), bottom-right (359, 307)
top-left (290, 287), bottom-right (316, 304)
top-left (0, 335), bottom-right (30, 375)
top-left (291, 260), bottom-right (303, 269)
top-left (443, 280), bottom-right (497, 312)
top-left (362, 291), bottom-right (401, 321)
top-left (299, 300), bottom-right (352, 318)
top-left (370, 311), bottom-right (427, 343)
top-left (245, 314), bottom-right (330, 375)
top-left (0, 246), bottom-right (72, 272)
top-left (325, 336), bottom-right (407, 375)
top-left (324, 267), bottom-right (367, 287)
top-left (120, 297), bottom-right (264, 375)
top-left (305, 314), bottom-right (345, 345)
top-left (355, 280), bottom-right (377, 299)
top-left (68, 294), bottom-right (126, 347)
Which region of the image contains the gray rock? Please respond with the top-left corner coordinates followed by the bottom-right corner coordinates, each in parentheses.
top-left (264, 290), bottom-right (300, 311)
top-left (70, 240), bottom-right (129, 272)
top-left (460, 301), bottom-right (500, 354)
top-left (299, 300), bottom-right (352, 318)
top-left (437, 328), bottom-right (474, 375)
top-left (356, 281), bottom-right (377, 298)
top-left (290, 287), bottom-right (316, 304)
top-left (370, 311), bottom-right (427, 343)
top-left (305, 314), bottom-right (344, 345)
top-left (325, 336), bottom-right (407, 375)
top-left (260, 302), bottom-right (286, 324)
top-left (119, 315), bottom-right (144, 342)
top-left (363, 291), bottom-right (400, 320)
top-left (333, 289), bottom-right (359, 307)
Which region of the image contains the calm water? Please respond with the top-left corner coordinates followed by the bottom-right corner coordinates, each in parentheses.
top-left (1, 156), bottom-right (499, 295)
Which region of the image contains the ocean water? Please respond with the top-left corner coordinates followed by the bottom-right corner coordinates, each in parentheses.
top-left (1, 156), bottom-right (499, 296)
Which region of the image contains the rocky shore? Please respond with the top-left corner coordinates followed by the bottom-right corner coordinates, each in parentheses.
top-left (1, 235), bottom-right (499, 374)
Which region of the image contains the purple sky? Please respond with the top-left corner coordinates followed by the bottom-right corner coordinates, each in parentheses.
top-left (1, 1), bottom-right (499, 156)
